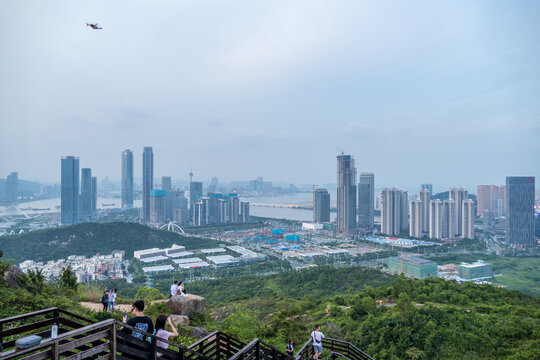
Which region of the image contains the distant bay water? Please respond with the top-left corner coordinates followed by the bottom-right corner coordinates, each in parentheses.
top-left (1, 193), bottom-right (351, 222)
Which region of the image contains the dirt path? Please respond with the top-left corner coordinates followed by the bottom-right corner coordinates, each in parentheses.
top-left (80, 300), bottom-right (167, 313)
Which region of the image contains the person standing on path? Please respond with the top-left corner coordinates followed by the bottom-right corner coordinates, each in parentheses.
top-left (108, 288), bottom-right (117, 313)
top-left (311, 325), bottom-right (325, 360)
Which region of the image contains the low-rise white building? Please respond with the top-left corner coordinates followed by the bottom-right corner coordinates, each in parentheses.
top-left (142, 265), bottom-right (175, 273)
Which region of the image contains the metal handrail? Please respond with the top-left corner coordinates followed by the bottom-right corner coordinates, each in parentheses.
top-left (295, 337), bottom-right (374, 360)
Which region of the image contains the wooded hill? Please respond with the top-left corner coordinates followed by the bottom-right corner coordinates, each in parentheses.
top-left (0, 222), bottom-right (220, 263)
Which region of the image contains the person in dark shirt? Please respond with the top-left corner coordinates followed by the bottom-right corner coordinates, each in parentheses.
top-left (122, 300), bottom-right (154, 340)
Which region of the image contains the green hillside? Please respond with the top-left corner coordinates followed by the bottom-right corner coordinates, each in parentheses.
top-left (0, 222), bottom-right (221, 263)
top-left (1, 259), bottom-right (539, 360)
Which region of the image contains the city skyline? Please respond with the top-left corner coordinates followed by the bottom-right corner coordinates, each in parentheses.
top-left (1, 1), bottom-right (539, 187)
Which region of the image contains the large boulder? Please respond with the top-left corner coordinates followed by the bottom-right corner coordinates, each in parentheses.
top-left (4, 265), bottom-right (25, 289)
top-left (188, 326), bottom-right (209, 339)
top-left (170, 315), bottom-right (190, 327)
top-left (168, 294), bottom-right (206, 317)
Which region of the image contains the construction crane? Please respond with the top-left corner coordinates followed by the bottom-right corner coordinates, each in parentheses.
top-left (400, 253), bottom-right (421, 274)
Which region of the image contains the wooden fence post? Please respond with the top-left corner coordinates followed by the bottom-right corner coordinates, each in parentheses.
top-left (51, 340), bottom-right (59, 360)
top-left (110, 321), bottom-right (117, 359)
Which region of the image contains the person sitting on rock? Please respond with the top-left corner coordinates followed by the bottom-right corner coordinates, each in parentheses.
top-left (155, 314), bottom-right (179, 357)
top-left (176, 282), bottom-right (186, 296)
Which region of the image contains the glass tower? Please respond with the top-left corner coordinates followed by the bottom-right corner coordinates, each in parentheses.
top-left (142, 147), bottom-right (153, 222)
top-left (61, 156), bottom-right (79, 224)
top-left (506, 176), bottom-right (535, 247)
top-left (122, 149), bottom-right (134, 208)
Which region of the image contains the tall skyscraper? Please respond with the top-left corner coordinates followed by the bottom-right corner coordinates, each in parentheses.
top-left (5, 172), bottom-right (18, 203)
top-left (449, 187), bottom-right (468, 236)
top-left (80, 168), bottom-right (92, 217)
top-left (209, 176), bottom-right (219, 192)
top-left (150, 189), bottom-right (166, 223)
top-left (442, 199), bottom-right (455, 239)
top-left (462, 199), bottom-right (474, 239)
top-left (336, 154), bottom-right (357, 234)
top-left (381, 188), bottom-right (408, 236)
top-left (409, 199), bottom-right (423, 238)
top-left (142, 147), bottom-right (153, 222)
top-left (121, 150), bottom-right (134, 208)
top-left (240, 201), bottom-right (250, 223)
top-left (313, 188), bottom-right (330, 223)
top-left (193, 200), bottom-right (207, 226)
top-left (91, 176), bottom-right (97, 215)
top-left (61, 156), bottom-right (79, 225)
top-left (189, 181), bottom-right (203, 217)
top-left (429, 199), bottom-right (442, 239)
top-left (228, 194), bottom-right (240, 223)
top-left (506, 176), bottom-right (535, 247)
top-left (358, 173), bottom-right (375, 229)
top-left (162, 176), bottom-right (173, 220)
top-left (400, 190), bottom-right (409, 233)
top-left (421, 184), bottom-right (433, 198)
top-left (162, 176), bottom-right (172, 191)
top-left (419, 189), bottom-right (430, 234)
top-left (171, 190), bottom-right (189, 224)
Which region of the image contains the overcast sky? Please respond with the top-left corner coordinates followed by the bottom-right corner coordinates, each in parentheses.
top-left (1, 0), bottom-right (539, 191)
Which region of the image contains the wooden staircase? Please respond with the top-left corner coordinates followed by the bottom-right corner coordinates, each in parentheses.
top-left (0, 308), bottom-right (373, 360)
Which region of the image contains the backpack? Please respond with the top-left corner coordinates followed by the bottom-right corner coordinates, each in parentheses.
top-left (101, 294), bottom-right (108, 304)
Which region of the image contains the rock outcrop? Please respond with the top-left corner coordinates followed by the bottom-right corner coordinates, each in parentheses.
top-left (170, 314), bottom-right (190, 327)
top-left (4, 265), bottom-right (25, 289)
top-left (168, 294), bottom-right (206, 317)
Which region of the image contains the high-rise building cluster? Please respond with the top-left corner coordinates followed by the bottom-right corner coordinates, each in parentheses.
top-left (61, 156), bottom-right (97, 224)
top-left (326, 153), bottom-right (375, 234)
top-left (425, 187), bottom-right (472, 240)
top-left (191, 192), bottom-right (247, 226)
top-left (377, 184), bottom-right (474, 240)
top-left (380, 188), bottom-right (408, 236)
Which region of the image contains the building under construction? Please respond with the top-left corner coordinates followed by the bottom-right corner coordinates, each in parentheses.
top-left (387, 255), bottom-right (438, 279)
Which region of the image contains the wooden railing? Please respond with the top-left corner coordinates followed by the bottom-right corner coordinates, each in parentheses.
top-left (229, 338), bottom-right (293, 360)
top-left (295, 337), bottom-right (374, 360)
top-left (0, 309), bottom-right (374, 360)
top-left (187, 330), bottom-right (246, 359)
top-left (0, 318), bottom-right (116, 360)
top-left (0, 307), bottom-right (94, 352)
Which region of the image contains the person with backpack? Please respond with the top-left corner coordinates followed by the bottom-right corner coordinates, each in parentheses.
top-left (311, 325), bottom-right (325, 360)
top-left (285, 339), bottom-right (294, 357)
top-left (122, 300), bottom-right (154, 341)
top-left (100, 290), bottom-right (109, 311)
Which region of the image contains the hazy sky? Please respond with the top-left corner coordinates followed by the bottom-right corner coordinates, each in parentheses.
top-left (1, 0), bottom-right (539, 191)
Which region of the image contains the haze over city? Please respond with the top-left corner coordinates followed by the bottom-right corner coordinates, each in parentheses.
top-left (1, 0), bottom-right (539, 189)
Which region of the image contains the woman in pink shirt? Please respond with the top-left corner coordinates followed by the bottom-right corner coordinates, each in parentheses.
top-left (154, 314), bottom-right (179, 357)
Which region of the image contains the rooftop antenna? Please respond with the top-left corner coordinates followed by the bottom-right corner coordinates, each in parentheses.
top-left (189, 165), bottom-right (193, 184)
